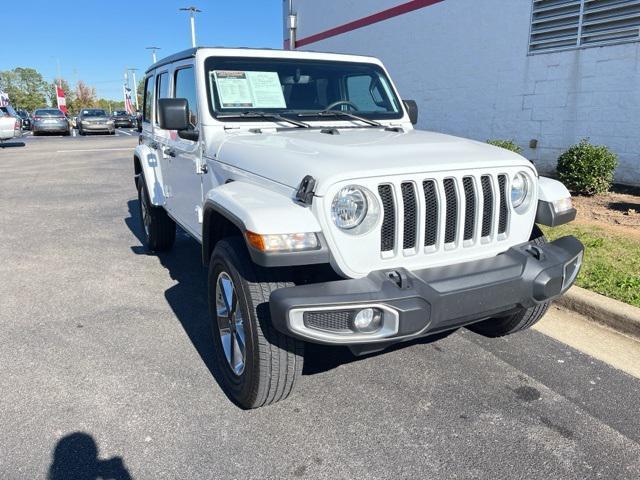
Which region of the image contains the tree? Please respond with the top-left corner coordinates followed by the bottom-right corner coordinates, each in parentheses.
top-left (75, 80), bottom-right (97, 109)
top-left (137, 78), bottom-right (145, 106)
top-left (0, 67), bottom-right (49, 111)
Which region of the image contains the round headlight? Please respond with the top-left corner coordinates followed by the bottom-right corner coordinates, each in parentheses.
top-left (511, 172), bottom-right (529, 208)
top-left (331, 186), bottom-right (368, 230)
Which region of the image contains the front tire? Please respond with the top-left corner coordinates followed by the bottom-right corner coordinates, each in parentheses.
top-left (137, 177), bottom-right (175, 252)
top-left (466, 227), bottom-right (550, 337)
top-left (209, 238), bottom-right (304, 409)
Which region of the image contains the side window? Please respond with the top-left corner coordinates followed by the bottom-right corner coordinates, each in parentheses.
top-left (155, 71), bottom-right (170, 124)
top-left (174, 66), bottom-right (198, 127)
top-left (143, 75), bottom-right (154, 123)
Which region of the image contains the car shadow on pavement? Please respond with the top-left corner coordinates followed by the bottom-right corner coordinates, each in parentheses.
top-left (125, 201), bottom-right (234, 403)
top-left (48, 432), bottom-right (132, 480)
top-left (125, 200), bottom-right (454, 385)
top-left (0, 141), bottom-right (26, 148)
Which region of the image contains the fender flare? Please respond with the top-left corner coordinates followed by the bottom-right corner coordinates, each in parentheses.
top-left (133, 143), bottom-right (166, 206)
top-left (202, 181), bottom-right (328, 267)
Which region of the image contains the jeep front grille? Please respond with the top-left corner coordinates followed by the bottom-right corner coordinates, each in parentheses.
top-left (378, 173), bottom-right (510, 255)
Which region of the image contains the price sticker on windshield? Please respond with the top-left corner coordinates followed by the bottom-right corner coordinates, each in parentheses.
top-left (212, 71), bottom-right (286, 109)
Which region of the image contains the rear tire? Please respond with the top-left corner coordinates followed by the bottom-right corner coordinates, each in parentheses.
top-left (466, 227), bottom-right (550, 337)
top-left (209, 238), bottom-right (304, 409)
top-left (137, 176), bottom-right (175, 252)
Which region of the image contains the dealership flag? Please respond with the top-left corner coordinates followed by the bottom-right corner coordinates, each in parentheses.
top-left (123, 85), bottom-right (135, 115)
top-left (56, 86), bottom-right (68, 114)
top-left (0, 90), bottom-right (9, 107)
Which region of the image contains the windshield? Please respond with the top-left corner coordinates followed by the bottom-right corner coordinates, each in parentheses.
top-left (82, 109), bottom-right (107, 117)
top-left (205, 57), bottom-right (402, 121)
top-left (113, 111), bottom-right (128, 116)
top-left (35, 109), bottom-right (64, 117)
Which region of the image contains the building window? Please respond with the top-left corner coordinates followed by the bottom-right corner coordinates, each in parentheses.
top-left (529, 0), bottom-right (640, 53)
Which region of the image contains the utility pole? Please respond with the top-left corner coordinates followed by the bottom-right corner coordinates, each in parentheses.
top-left (128, 68), bottom-right (139, 109)
top-left (146, 46), bottom-right (160, 63)
top-left (288, 0), bottom-right (297, 50)
top-left (179, 6), bottom-right (202, 47)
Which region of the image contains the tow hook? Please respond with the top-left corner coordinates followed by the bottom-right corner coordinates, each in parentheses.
top-left (387, 270), bottom-right (411, 289)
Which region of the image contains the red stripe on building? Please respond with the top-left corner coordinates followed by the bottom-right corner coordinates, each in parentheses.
top-left (294, 0), bottom-right (445, 48)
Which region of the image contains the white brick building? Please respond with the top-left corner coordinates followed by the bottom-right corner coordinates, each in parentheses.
top-left (283, 0), bottom-right (640, 186)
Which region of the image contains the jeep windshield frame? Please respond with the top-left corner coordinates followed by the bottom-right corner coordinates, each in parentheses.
top-left (205, 56), bottom-right (404, 123)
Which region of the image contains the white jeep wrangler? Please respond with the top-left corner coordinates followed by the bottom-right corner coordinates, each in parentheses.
top-left (134, 47), bottom-right (583, 409)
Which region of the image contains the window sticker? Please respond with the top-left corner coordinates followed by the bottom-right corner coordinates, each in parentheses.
top-left (212, 70), bottom-right (286, 109)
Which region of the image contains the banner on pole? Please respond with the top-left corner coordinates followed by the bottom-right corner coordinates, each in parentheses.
top-left (56, 86), bottom-right (68, 114)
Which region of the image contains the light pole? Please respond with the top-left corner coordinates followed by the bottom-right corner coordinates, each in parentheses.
top-left (146, 46), bottom-right (160, 63)
top-left (179, 6), bottom-right (202, 47)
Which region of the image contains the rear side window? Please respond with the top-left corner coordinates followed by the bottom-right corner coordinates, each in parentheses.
top-left (174, 66), bottom-right (198, 127)
top-left (155, 71), bottom-right (170, 123)
top-left (143, 75), bottom-right (154, 123)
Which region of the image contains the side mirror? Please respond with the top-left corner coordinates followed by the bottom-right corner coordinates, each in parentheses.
top-left (158, 98), bottom-right (190, 131)
top-left (158, 98), bottom-right (199, 141)
top-left (403, 99), bottom-right (418, 125)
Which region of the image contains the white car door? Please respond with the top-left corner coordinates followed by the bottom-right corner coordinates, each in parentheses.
top-left (166, 65), bottom-right (204, 238)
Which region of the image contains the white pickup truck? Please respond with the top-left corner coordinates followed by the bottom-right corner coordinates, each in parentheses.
top-left (133, 47), bottom-right (583, 409)
top-left (0, 105), bottom-right (22, 142)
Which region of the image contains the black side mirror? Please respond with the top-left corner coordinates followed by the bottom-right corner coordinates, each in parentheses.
top-left (158, 98), bottom-right (190, 131)
top-left (403, 99), bottom-right (418, 125)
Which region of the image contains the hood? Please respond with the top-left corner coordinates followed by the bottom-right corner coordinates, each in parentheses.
top-left (216, 128), bottom-right (534, 195)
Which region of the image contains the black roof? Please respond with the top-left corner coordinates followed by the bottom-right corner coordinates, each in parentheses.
top-left (145, 46), bottom-right (287, 74)
top-left (144, 46), bottom-right (376, 74)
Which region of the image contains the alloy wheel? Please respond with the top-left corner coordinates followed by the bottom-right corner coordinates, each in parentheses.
top-left (215, 272), bottom-right (246, 376)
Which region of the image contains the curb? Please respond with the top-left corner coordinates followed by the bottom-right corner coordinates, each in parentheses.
top-left (555, 286), bottom-right (640, 340)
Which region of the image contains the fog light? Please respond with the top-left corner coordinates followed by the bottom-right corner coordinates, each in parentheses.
top-left (352, 308), bottom-right (383, 333)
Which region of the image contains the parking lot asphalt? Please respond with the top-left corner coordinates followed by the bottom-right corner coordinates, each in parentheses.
top-left (1, 134), bottom-right (640, 479)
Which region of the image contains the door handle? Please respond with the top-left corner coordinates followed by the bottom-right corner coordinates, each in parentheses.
top-left (163, 147), bottom-right (176, 157)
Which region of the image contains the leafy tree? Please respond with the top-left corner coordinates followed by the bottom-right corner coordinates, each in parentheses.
top-left (75, 80), bottom-right (97, 109)
top-left (0, 67), bottom-right (49, 111)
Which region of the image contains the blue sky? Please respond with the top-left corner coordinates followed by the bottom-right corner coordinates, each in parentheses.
top-left (1, 0), bottom-right (284, 100)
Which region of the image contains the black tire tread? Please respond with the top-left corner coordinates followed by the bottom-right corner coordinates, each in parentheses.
top-left (137, 177), bottom-right (175, 252)
top-left (213, 238), bottom-right (303, 408)
top-left (467, 230), bottom-right (550, 337)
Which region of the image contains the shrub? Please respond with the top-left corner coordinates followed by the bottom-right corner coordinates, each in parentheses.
top-left (487, 139), bottom-right (523, 155)
top-left (557, 139), bottom-right (618, 195)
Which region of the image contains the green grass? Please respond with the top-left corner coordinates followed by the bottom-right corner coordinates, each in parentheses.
top-left (543, 224), bottom-right (640, 307)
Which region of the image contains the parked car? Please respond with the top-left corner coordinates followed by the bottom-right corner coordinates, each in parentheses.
top-left (32, 108), bottom-right (70, 136)
top-left (0, 105), bottom-right (23, 141)
top-left (16, 110), bottom-right (31, 130)
top-left (77, 108), bottom-right (115, 135)
top-left (111, 110), bottom-right (134, 128)
top-left (133, 47), bottom-right (583, 409)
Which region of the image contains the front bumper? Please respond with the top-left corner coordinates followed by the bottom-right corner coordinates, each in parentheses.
top-left (82, 123), bottom-right (113, 131)
top-left (270, 236), bottom-right (583, 350)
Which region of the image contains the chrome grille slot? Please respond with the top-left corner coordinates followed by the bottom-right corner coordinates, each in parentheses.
top-left (378, 184), bottom-right (395, 252)
top-left (401, 182), bottom-right (418, 250)
top-left (443, 178), bottom-right (458, 244)
top-left (423, 180), bottom-right (438, 247)
top-left (376, 172), bottom-right (512, 258)
top-left (462, 177), bottom-right (476, 241)
top-left (497, 174), bottom-right (509, 235)
top-left (480, 176), bottom-right (494, 237)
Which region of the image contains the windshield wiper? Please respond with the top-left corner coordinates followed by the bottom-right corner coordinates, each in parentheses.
top-left (297, 110), bottom-right (383, 127)
top-left (217, 111), bottom-right (310, 128)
